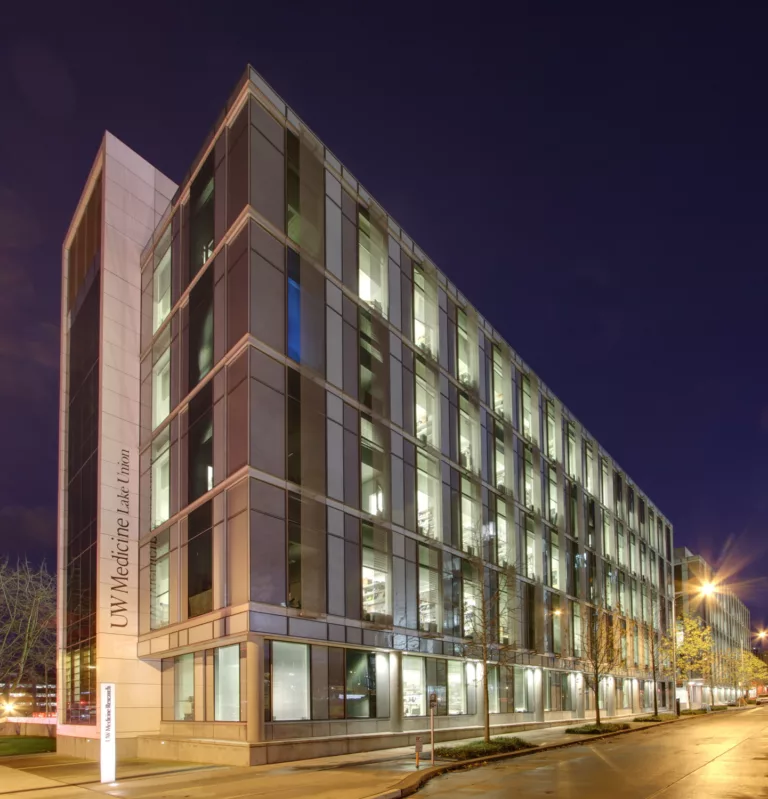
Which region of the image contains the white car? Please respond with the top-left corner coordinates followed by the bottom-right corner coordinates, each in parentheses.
top-left (755, 696), bottom-right (768, 706)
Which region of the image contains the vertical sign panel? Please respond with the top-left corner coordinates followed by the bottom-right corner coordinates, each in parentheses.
top-left (100, 682), bottom-right (116, 783)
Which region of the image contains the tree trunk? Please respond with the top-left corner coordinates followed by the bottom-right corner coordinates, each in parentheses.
top-left (594, 674), bottom-right (601, 726)
top-left (483, 662), bottom-right (490, 743)
top-left (652, 654), bottom-right (658, 717)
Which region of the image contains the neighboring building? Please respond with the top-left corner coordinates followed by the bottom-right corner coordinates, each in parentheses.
top-left (674, 547), bottom-right (751, 706)
top-left (57, 65), bottom-right (675, 764)
top-left (0, 680), bottom-right (56, 718)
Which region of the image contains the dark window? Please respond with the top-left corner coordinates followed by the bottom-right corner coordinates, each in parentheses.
top-left (187, 501), bottom-right (213, 618)
top-left (188, 382), bottom-right (213, 502)
top-left (189, 154), bottom-right (215, 278)
top-left (524, 582), bottom-right (536, 649)
top-left (188, 266), bottom-right (214, 389)
top-left (345, 649), bottom-right (377, 718)
top-left (286, 130), bottom-right (300, 241)
top-left (287, 492), bottom-right (301, 608)
top-left (287, 248), bottom-right (301, 362)
top-left (426, 657), bottom-right (448, 716)
top-left (359, 309), bottom-right (385, 412)
top-left (286, 368), bottom-right (301, 484)
top-left (65, 177), bottom-right (102, 725)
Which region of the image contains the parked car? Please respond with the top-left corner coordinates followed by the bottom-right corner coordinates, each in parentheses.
top-left (755, 696), bottom-right (768, 706)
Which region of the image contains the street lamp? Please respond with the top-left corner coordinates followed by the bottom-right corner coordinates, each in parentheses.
top-left (700, 581), bottom-right (715, 597)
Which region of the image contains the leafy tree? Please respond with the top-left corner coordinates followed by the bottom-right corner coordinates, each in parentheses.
top-left (662, 612), bottom-right (713, 709)
top-left (0, 559), bottom-right (56, 709)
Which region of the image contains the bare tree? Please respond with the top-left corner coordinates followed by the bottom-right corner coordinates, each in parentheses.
top-left (460, 522), bottom-right (519, 743)
top-left (0, 559), bottom-right (57, 704)
top-left (580, 603), bottom-right (622, 726)
top-left (645, 589), bottom-right (669, 717)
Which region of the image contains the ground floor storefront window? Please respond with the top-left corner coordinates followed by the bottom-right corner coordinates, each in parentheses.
top-left (264, 641), bottom-right (389, 722)
top-left (161, 643), bottom-right (246, 722)
top-left (402, 655), bottom-right (468, 717)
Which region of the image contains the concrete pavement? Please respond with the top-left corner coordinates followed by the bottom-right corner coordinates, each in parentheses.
top-left (418, 706), bottom-right (768, 798)
top-left (0, 710), bottom-right (753, 799)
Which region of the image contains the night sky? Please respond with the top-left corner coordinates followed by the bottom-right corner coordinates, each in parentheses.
top-left (2, 3), bottom-right (766, 627)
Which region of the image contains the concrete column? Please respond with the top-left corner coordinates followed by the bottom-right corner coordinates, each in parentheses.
top-left (533, 668), bottom-right (544, 722)
top-left (575, 672), bottom-right (585, 718)
top-left (605, 677), bottom-right (616, 717)
top-left (390, 652), bottom-right (402, 732)
top-left (632, 678), bottom-right (641, 713)
top-left (246, 639), bottom-right (263, 743)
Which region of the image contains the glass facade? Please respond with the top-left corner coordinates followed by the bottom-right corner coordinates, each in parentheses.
top-left (63, 175), bottom-right (102, 725)
top-left (124, 68), bottom-right (676, 748)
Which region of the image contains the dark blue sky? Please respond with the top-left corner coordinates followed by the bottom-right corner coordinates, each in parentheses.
top-left (1, 2), bottom-right (766, 625)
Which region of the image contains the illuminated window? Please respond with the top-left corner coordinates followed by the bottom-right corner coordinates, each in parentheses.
top-left (460, 478), bottom-right (479, 554)
top-left (402, 655), bottom-right (426, 716)
top-left (361, 415), bottom-right (385, 517)
top-left (462, 561), bottom-right (480, 638)
top-left (602, 511), bottom-right (612, 559)
top-left (492, 346), bottom-right (505, 415)
top-left (418, 546), bottom-right (440, 633)
top-left (413, 266), bottom-right (438, 357)
top-left (548, 466), bottom-right (558, 524)
top-left (150, 530), bottom-right (170, 629)
top-left (525, 515), bottom-right (536, 579)
top-left (566, 423), bottom-right (577, 478)
top-left (520, 374), bottom-right (532, 439)
top-left (549, 532), bottom-right (561, 590)
top-left (153, 241), bottom-right (171, 332)
top-left (214, 644), bottom-right (240, 721)
top-left (152, 347), bottom-right (171, 429)
top-left (545, 400), bottom-right (556, 460)
top-left (272, 641), bottom-right (310, 721)
top-left (416, 452), bottom-right (439, 539)
top-left (151, 428), bottom-right (170, 530)
top-left (523, 446), bottom-right (534, 508)
top-left (358, 206), bottom-right (387, 317)
top-left (456, 308), bottom-right (471, 384)
top-left (572, 603), bottom-right (582, 657)
top-left (494, 423), bottom-right (506, 490)
top-left (584, 441), bottom-right (595, 494)
top-left (497, 502), bottom-right (509, 568)
top-left (447, 660), bottom-right (466, 715)
top-left (458, 394), bottom-right (477, 472)
top-left (174, 653), bottom-right (194, 721)
top-left (514, 667), bottom-right (531, 712)
top-left (362, 523), bottom-right (390, 622)
top-left (415, 358), bottom-right (437, 448)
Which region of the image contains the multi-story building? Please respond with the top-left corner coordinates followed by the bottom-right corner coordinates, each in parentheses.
top-left (56, 65), bottom-right (674, 764)
top-left (674, 547), bottom-right (750, 705)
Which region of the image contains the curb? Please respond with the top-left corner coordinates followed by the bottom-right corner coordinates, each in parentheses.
top-left (364, 711), bottom-right (730, 799)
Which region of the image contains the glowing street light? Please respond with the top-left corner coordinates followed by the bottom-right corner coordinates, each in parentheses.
top-left (2, 701), bottom-right (15, 716)
top-left (700, 581), bottom-right (715, 597)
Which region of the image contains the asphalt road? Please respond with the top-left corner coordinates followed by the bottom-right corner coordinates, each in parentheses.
top-left (418, 707), bottom-right (768, 799)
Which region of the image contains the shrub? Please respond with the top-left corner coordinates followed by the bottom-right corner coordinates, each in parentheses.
top-left (434, 736), bottom-right (535, 760)
top-left (680, 708), bottom-right (707, 715)
top-left (710, 704), bottom-right (727, 712)
top-left (564, 722), bottom-right (631, 734)
top-left (634, 713), bottom-right (676, 722)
